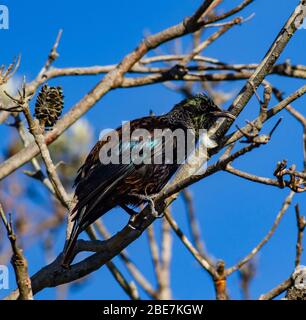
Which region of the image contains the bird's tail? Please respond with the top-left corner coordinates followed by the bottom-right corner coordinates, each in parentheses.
top-left (62, 219), bottom-right (81, 268)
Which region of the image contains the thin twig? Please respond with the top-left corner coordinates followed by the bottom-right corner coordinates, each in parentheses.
top-left (147, 225), bottom-right (163, 285)
top-left (181, 16), bottom-right (242, 65)
top-left (225, 165), bottom-right (284, 188)
top-left (0, 204), bottom-right (33, 300)
top-left (164, 210), bottom-right (217, 278)
top-left (294, 204), bottom-right (306, 267)
top-left (37, 29), bottom-right (63, 79)
top-left (225, 83), bottom-right (306, 146)
top-left (182, 189), bottom-right (210, 260)
top-left (226, 191), bottom-right (295, 276)
top-left (204, 0), bottom-right (254, 24)
top-left (158, 208), bottom-right (173, 299)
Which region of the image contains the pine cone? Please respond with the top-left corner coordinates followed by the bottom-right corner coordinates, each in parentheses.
top-left (34, 84), bottom-right (64, 128)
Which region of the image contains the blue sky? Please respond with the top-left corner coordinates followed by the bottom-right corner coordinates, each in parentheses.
top-left (0, 0), bottom-right (306, 299)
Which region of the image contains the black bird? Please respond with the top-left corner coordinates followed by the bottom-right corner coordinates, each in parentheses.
top-left (62, 93), bottom-right (234, 266)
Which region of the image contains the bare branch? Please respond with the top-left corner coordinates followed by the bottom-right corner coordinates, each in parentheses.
top-left (205, 0), bottom-right (255, 24)
top-left (164, 210), bottom-right (217, 278)
top-left (180, 16), bottom-right (242, 66)
top-left (147, 224), bottom-right (162, 285)
top-left (259, 277), bottom-right (293, 300)
top-left (158, 210), bottom-right (173, 300)
top-left (226, 191), bottom-right (295, 276)
top-left (0, 55), bottom-right (21, 86)
top-left (225, 83), bottom-right (306, 146)
top-left (295, 204), bottom-right (306, 267)
top-left (0, 204), bottom-right (33, 300)
top-left (182, 189), bottom-right (210, 260)
top-left (37, 29), bottom-right (63, 79)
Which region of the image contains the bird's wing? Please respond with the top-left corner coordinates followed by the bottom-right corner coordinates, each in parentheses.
top-left (72, 116), bottom-right (181, 227)
top-left (63, 137), bottom-right (137, 267)
top-left (72, 134), bottom-right (136, 222)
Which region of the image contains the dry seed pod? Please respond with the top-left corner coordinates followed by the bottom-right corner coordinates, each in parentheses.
top-left (34, 84), bottom-right (64, 128)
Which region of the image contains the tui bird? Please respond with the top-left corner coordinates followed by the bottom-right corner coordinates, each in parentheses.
top-left (62, 93), bottom-right (234, 267)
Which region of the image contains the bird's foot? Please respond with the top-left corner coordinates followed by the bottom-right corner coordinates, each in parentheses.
top-left (128, 193), bottom-right (163, 218)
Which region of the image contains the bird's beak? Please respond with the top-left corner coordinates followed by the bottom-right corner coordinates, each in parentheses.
top-left (210, 110), bottom-right (236, 120)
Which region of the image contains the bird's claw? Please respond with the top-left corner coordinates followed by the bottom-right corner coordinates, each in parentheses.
top-left (128, 193), bottom-right (163, 218)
